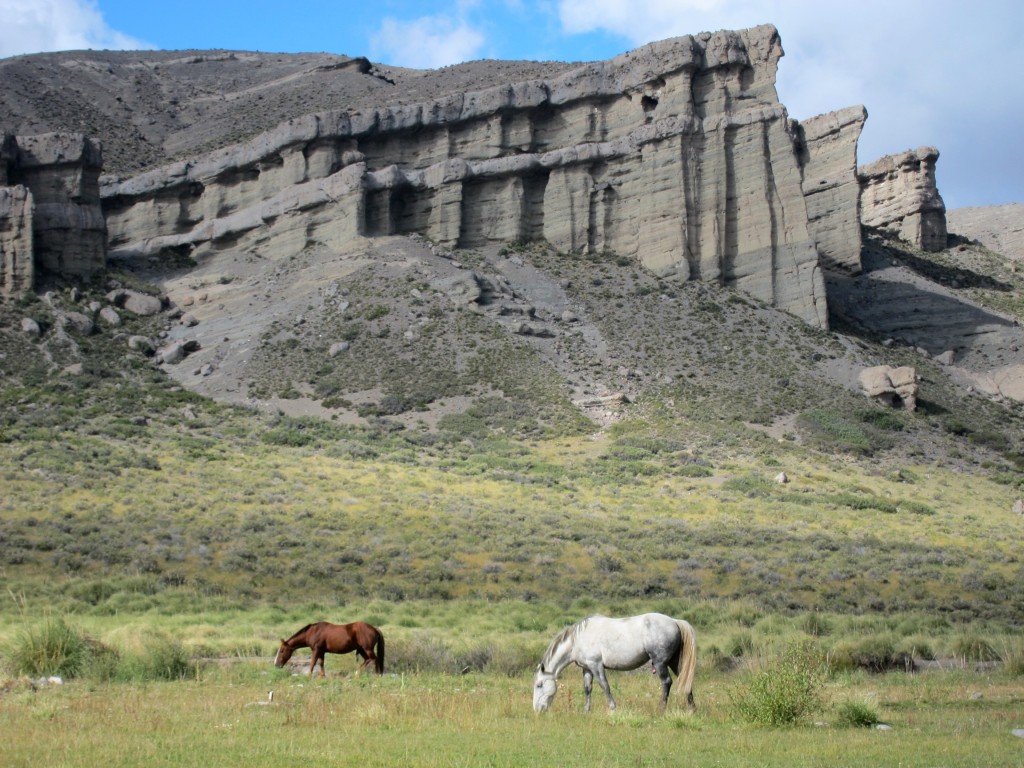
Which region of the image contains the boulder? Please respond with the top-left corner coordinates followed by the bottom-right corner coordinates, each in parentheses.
top-left (127, 335), bottom-right (154, 354)
top-left (155, 339), bottom-right (199, 365)
top-left (858, 365), bottom-right (918, 410)
top-left (98, 306), bottom-right (122, 326)
top-left (328, 341), bottom-right (351, 357)
top-left (116, 289), bottom-right (165, 316)
top-left (60, 310), bottom-right (95, 336)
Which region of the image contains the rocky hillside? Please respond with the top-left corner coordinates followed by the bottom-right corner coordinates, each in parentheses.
top-left (0, 48), bottom-right (576, 176)
top-left (1, 29), bottom-right (1023, 473)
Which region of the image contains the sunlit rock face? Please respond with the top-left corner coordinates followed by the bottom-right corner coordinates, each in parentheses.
top-left (100, 25), bottom-right (844, 327)
top-left (859, 146), bottom-right (947, 252)
top-left (798, 106), bottom-right (867, 275)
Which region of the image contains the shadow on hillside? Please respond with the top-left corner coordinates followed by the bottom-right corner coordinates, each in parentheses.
top-left (825, 246), bottom-right (1021, 358)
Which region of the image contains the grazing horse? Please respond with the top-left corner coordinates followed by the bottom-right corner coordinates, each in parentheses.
top-left (533, 613), bottom-right (696, 713)
top-left (275, 621), bottom-right (385, 677)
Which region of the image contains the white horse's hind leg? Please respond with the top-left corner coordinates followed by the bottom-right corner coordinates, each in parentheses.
top-left (652, 660), bottom-right (673, 708)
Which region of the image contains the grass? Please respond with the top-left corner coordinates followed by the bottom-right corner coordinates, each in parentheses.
top-left (1, 234), bottom-right (1023, 764)
top-left (1, 416), bottom-right (1021, 618)
top-left (0, 659), bottom-right (1021, 767)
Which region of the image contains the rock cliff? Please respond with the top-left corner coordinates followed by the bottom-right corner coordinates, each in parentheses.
top-left (101, 25), bottom-right (831, 327)
top-left (3, 25), bottom-right (958, 338)
top-left (859, 146), bottom-right (947, 252)
top-left (0, 135), bottom-right (34, 295)
top-left (0, 132), bottom-right (106, 295)
top-left (797, 106), bottom-right (866, 274)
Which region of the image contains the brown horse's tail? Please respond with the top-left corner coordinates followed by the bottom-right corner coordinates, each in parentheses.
top-left (375, 630), bottom-right (385, 675)
top-left (674, 619), bottom-right (697, 710)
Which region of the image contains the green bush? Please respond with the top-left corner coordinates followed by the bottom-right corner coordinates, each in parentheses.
top-left (835, 700), bottom-right (882, 728)
top-left (832, 635), bottom-right (909, 673)
top-left (1002, 642), bottom-right (1024, 676)
top-left (722, 474), bottom-right (774, 498)
top-left (117, 635), bottom-right (193, 681)
top-left (732, 643), bottom-right (826, 726)
top-left (951, 634), bottom-right (999, 662)
top-left (800, 612), bottom-right (832, 637)
top-left (797, 409), bottom-right (876, 455)
top-left (5, 618), bottom-right (91, 678)
top-left (727, 632), bottom-right (755, 657)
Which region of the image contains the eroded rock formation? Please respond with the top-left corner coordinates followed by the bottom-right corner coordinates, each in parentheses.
top-left (858, 364), bottom-right (918, 411)
top-left (0, 132), bottom-right (106, 296)
top-left (798, 106), bottom-right (866, 273)
top-left (1, 134), bottom-right (34, 296)
top-left (101, 25), bottom-right (831, 327)
top-left (859, 146), bottom-right (947, 252)
top-left (15, 133), bottom-right (107, 278)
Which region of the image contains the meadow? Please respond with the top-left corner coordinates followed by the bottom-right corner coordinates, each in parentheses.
top-left (2, 262), bottom-right (1024, 766)
top-left (1, 615), bottom-right (1022, 768)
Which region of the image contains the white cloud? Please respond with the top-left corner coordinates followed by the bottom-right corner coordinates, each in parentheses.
top-left (558, 0), bottom-right (726, 38)
top-left (552, 0), bottom-right (1024, 207)
top-left (0, 0), bottom-right (151, 58)
top-left (370, 14), bottom-right (487, 69)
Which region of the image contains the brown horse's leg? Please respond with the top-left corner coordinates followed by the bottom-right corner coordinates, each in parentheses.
top-left (311, 646), bottom-right (326, 677)
top-left (356, 649), bottom-right (373, 674)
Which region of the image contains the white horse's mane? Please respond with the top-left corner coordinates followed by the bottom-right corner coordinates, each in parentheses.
top-left (540, 615), bottom-right (603, 669)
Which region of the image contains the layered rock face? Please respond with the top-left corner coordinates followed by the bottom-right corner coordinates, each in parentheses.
top-left (797, 106), bottom-right (866, 273)
top-left (1, 132), bottom-right (107, 295)
top-left (102, 25), bottom-right (830, 327)
top-left (1, 135), bottom-right (34, 296)
top-left (859, 147), bottom-right (947, 252)
top-left (13, 133), bottom-right (107, 278)
top-left (0, 186), bottom-right (34, 296)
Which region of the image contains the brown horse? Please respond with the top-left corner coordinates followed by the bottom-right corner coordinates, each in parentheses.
top-left (275, 621), bottom-right (385, 677)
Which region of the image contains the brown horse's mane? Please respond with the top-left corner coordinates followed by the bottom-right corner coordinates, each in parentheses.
top-left (285, 622), bottom-right (319, 642)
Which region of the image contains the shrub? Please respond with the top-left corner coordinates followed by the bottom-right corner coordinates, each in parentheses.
top-left (117, 634), bottom-right (193, 681)
top-left (5, 618), bottom-right (91, 678)
top-left (797, 409), bottom-right (875, 455)
top-left (722, 473), bottom-right (774, 498)
top-left (858, 408), bottom-right (905, 432)
top-left (832, 635), bottom-right (909, 673)
top-left (727, 632), bottom-right (755, 658)
top-left (951, 634), bottom-right (999, 663)
top-left (835, 700), bottom-right (882, 728)
top-left (800, 612), bottom-right (832, 637)
top-left (1002, 642), bottom-right (1024, 676)
top-left (732, 643), bottom-right (826, 726)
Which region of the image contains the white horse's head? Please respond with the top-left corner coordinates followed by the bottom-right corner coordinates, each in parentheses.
top-left (533, 664), bottom-right (558, 712)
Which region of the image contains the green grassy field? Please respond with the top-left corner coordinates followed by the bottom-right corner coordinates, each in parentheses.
top-left (2, 245), bottom-right (1024, 765)
top-left (2, 658), bottom-right (1022, 767)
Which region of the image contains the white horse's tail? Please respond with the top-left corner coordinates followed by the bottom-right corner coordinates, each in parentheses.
top-left (674, 619), bottom-right (697, 710)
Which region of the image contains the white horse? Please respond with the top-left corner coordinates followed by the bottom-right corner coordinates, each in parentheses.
top-left (533, 613), bottom-right (696, 713)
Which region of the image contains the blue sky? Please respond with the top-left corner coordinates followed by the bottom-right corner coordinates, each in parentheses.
top-left (2, 0), bottom-right (1022, 210)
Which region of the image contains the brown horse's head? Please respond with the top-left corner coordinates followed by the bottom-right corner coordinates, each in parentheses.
top-left (275, 640), bottom-right (294, 668)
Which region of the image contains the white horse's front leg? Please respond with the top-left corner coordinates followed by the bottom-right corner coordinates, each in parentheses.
top-left (582, 669), bottom-right (594, 712)
top-left (594, 665), bottom-right (617, 711)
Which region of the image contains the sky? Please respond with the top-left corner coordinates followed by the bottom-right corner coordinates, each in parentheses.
top-left (1, 0), bottom-right (1022, 210)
